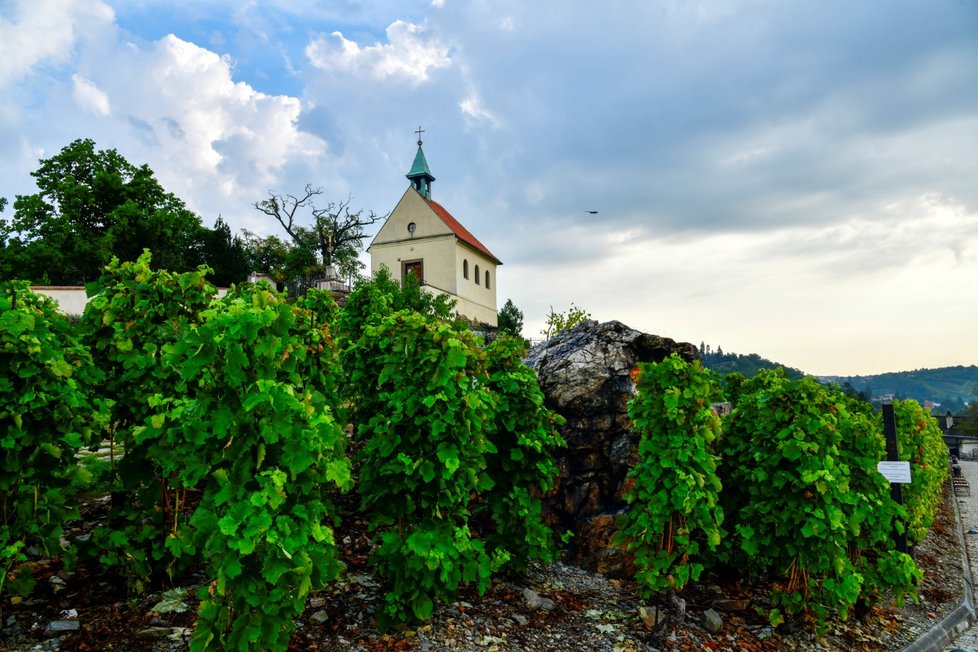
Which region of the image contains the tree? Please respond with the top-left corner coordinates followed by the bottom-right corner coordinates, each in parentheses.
top-left (0, 198), bottom-right (11, 280)
top-left (0, 139), bottom-right (208, 284)
top-left (237, 230), bottom-right (316, 288)
top-left (962, 385), bottom-right (978, 437)
top-left (541, 303), bottom-right (592, 340)
top-left (199, 217), bottom-right (251, 287)
top-left (497, 298), bottom-right (524, 336)
top-left (254, 184), bottom-right (383, 282)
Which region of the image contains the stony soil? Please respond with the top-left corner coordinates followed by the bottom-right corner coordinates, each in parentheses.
top-left (0, 481), bottom-right (965, 652)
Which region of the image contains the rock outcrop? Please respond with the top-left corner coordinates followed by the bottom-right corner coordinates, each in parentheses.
top-left (525, 320), bottom-right (699, 576)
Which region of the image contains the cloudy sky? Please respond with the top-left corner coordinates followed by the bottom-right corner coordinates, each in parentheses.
top-left (2, 0), bottom-right (977, 376)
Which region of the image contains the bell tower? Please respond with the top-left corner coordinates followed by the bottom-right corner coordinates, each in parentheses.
top-left (405, 126), bottom-right (435, 199)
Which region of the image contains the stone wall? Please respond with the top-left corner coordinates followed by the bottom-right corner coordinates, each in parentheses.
top-left (525, 320), bottom-right (699, 576)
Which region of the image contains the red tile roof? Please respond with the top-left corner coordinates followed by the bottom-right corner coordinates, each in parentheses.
top-left (425, 198), bottom-right (502, 265)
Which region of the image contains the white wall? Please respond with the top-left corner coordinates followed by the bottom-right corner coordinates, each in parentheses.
top-left (32, 285), bottom-right (228, 316)
top-left (31, 286), bottom-right (89, 316)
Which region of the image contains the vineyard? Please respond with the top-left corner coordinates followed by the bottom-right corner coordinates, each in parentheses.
top-left (1, 254), bottom-right (951, 651)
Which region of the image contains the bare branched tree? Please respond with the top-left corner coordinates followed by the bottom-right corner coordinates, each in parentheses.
top-left (254, 184), bottom-right (385, 280)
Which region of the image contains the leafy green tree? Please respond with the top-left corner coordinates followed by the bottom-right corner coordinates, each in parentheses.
top-left (541, 303), bottom-right (591, 340)
top-left (239, 231), bottom-right (291, 282)
top-left (0, 198), bottom-right (13, 282)
top-left (199, 217), bottom-right (250, 287)
top-left (962, 386), bottom-right (978, 437)
top-left (497, 298), bottom-right (524, 337)
top-left (254, 184), bottom-right (383, 281)
top-left (837, 381), bottom-right (872, 405)
top-left (0, 139), bottom-right (209, 284)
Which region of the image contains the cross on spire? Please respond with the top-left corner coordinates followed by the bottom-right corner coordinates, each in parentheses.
top-left (406, 128), bottom-right (435, 199)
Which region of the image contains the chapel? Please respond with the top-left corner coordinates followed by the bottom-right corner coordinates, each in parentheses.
top-left (369, 134), bottom-right (501, 326)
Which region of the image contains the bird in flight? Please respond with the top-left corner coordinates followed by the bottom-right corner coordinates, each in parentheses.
top-left (585, 210), bottom-right (598, 214)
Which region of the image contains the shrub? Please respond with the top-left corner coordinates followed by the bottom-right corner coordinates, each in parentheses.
top-left (480, 335), bottom-right (566, 571)
top-left (615, 354), bottom-right (724, 595)
top-left (349, 310), bottom-right (493, 629)
top-left (892, 400), bottom-right (949, 544)
top-left (79, 252), bottom-right (215, 590)
top-left (719, 370), bottom-right (919, 629)
top-left (140, 284), bottom-right (351, 651)
top-left (0, 282), bottom-right (108, 598)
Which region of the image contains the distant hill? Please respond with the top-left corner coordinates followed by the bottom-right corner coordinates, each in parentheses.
top-left (824, 365), bottom-right (978, 413)
top-left (700, 348), bottom-right (806, 380)
top-left (699, 346), bottom-right (977, 413)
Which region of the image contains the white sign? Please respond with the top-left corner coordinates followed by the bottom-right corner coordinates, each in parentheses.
top-left (877, 461), bottom-right (912, 484)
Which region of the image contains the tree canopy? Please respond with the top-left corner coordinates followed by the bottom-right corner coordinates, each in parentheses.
top-left (0, 139), bottom-right (216, 284)
top-left (497, 298), bottom-right (524, 337)
top-left (0, 139), bottom-right (267, 287)
top-left (541, 303), bottom-right (591, 340)
top-left (254, 184), bottom-right (383, 282)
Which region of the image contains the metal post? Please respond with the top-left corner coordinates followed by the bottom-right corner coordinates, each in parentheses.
top-left (882, 403), bottom-right (908, 554)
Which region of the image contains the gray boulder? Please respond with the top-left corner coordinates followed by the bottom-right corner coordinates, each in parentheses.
top-left (526, 320), bottom-right (698, 575)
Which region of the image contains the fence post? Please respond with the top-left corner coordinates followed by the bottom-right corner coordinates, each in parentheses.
top-left (882, 403), bottom-right (908, 554)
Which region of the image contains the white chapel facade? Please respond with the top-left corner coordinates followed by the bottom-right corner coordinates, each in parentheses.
top-left (369, 136), bottom-right (501, 326)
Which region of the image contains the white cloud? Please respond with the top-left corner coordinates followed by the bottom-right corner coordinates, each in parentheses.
top-left (72, 75), bottom-right (111, 115)
top-left (305, 20), bottom-right (451, 83)
top-left (0, 0), bottom-right (113, 87)
top-left (512, 192), bottom-right (978, 375)
top-left (459, 92), bottom-right (497, 125)
top-left (4, 1), bottom-right (978, 375)
top-left (79, 34), bottom-right (325, 226)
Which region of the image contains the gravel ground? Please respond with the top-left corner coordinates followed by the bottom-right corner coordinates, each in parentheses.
top-left (942, 459), bottom-right (978, 652)
top-left (1, 473), bottom-right (967, 651)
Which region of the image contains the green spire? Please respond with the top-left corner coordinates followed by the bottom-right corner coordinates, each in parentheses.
top-left (406, 127), bottom-right (435, 199)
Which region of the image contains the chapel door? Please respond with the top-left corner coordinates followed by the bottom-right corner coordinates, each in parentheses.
top-left (402, 260), bottom-right (423, 285)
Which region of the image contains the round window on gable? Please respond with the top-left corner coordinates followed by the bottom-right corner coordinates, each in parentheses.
top-left (407, 222), bottom-right (417, 235)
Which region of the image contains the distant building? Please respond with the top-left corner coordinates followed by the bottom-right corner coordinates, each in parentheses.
top-left (936, 412), bottom-right (978, 458)
top-left (369, 136), bottom-right (502, 326)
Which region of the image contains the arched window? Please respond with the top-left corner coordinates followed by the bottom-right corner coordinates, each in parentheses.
top-left (475, 265), bottom-right (480, 285)
top-left (463, 260), bottom-right (469, 279)
top-left (485, 271), bottom-right (490, 289)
